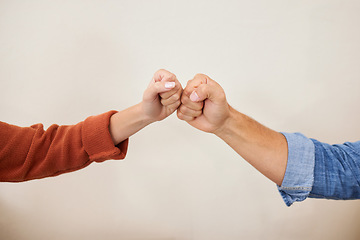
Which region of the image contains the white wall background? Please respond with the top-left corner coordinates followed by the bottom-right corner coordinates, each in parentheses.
top-left (1, 0), bottom-right (360, 239)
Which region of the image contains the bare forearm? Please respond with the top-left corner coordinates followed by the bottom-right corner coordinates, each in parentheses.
top-left (216, 106), bottom-right (288, 186)
top-left (109, 103), bottom-right (153, 145)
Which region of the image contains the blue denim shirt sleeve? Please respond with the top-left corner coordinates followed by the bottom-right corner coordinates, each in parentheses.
top-left (277, 133), bottom-right (360, 207)
top-left (277, 132), bottom-right (315, 207)
top-left (309, 140), bottom-right (360, 200)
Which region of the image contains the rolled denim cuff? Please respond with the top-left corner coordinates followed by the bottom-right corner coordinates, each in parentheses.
top-left (277, 132), bottom-right (315, 206)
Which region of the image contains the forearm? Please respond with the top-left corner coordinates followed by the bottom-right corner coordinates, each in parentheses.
top-left (109, 103), bottom-right (154, 145)
top-left (215, 106), bottom-right (288, 186)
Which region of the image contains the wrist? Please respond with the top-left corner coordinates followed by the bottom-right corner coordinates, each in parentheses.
top-left (137, 102), bottom-right (156, 125)
top-left (109, 103), bottom-right (154, 145)
top-left (214, 106), bottom-right (245, 141)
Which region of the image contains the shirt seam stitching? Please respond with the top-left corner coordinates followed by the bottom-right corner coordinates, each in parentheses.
top-left (279, 186), bottom-right (312, 190)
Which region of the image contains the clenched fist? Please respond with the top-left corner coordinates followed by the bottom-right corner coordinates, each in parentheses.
top-left (177, 73), bottom-right (231, 135)
top-left (142, 69), bottom-right (183, 122)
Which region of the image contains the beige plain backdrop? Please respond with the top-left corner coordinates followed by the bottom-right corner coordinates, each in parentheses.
top-left (1, 0), bottom-right (360, 239)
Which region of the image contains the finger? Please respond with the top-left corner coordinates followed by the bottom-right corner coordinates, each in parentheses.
top-left (153, 69), bottom-right (177, 83)
top-left (180, 93), bottom-right (204, 111)
top-left (161, 89), bottom-right (182, 106)
top-left (183, 73), bottom-right (209, 97)
top-left (165, 99), bottom-right (181, 115)
top-left (143, 81), bottom-right (176, 102)
top-left (177, 109), bottom-right (195, 121)
top-left (159, 79), bottom-right (182, 99)
top-left (178, 104), bottom-right (202, 118)
top-left (189, 79), bottom-right (226, 103)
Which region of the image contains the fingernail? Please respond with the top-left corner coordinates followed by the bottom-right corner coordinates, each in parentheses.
top-left (165, 82), bottom-right (175, 89)
top-left (190, 91), bottom-right (200, 102)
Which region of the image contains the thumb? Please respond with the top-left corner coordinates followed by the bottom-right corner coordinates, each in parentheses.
top-left (189, 80), bottom-right (225, 103)
top-left (144, 81), bottom-right (176, 101)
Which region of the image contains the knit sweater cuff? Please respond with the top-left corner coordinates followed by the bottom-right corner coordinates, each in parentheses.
top-left (82, 111), bottom-right (129, 162)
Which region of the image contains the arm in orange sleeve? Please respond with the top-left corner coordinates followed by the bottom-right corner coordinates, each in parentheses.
top-left (0, 69), bottom-right (183, 182)
top-left (0, 111), bottom-right (128, 182)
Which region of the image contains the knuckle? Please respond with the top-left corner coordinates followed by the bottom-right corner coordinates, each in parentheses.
top-left (173, 100), bottom-right (181, 110)
top-left (183, 87), bottom-right (193, 96)
top-left (194, 73), bottom-right (206, 79)
top-left (162, 93), bottom-right (180, 105)
top-left (159, 92), bottom-right (166, 98)
top-left (166, 93), bottom-right (179, 103)
top-left (195, 109), bottom-right (203, 116)
top-left (180, 95), bottom-right (189, 105)
top-left (175, 82), bottom-right (183, 90)
top-left (172, 92), bottom-right (180, 100)
top-left (180, 103), bottom-right (188, 113)
top-left (177, 110), bottom-right (184, 119)
top-left (180, 105), bottom-right (193, 115)
top-left (196, 102), bottom-right (204, 110)
top-left (180, 93), bottom-right (187, 102)
top-left (179, 105), bottom-right (187, 113)
top-left (160, 98), bottom-right (167, 105)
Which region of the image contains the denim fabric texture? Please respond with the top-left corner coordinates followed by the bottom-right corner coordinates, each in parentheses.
top-left (309, 140), bottom-right (360, 200)
top-left (278, 133), bottom-right (315, 206)
top-left (278, 132), bottom-right (360, 206)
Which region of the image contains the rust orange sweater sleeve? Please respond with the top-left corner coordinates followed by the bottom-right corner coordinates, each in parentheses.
top-left (0, 111), bottom-right (128, 182)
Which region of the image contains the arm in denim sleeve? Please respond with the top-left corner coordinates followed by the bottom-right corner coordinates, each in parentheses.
top-left (309, 140), bottom-right (360, 200)
top-left (277, 132), bottom-right (315, 207)
top-left (278, 133), bottom-right (360, 206)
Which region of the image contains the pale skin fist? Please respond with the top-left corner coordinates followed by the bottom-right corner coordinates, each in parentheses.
top-left (177, 74), bottom-right (231, 135)
top-left (142, 69), bottom-right (183, 122)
